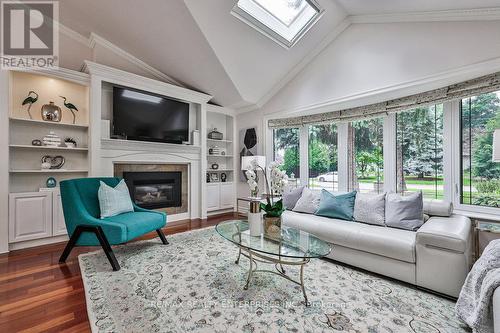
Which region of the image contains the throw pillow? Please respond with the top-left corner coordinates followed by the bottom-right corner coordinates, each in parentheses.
top-left (283, 186), bottom-right (304, 210)
top-left (315, 189), bottom-right (357, 221)
top-left (98, 179), bottom-right (134, 219)
top-left (353, 192), bottom-right (386, 226)
top-left (385, 191), bottom-right (424, 231)
top-left (292, 187), bottom-right (320, 214)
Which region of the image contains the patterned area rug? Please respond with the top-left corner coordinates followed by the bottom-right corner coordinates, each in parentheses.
top-left (79, 227), bottom-right (470, 333)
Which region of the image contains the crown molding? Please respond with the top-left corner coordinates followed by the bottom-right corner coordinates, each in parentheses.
top-left (58, 23), bottom-right (90, 47)
top-left (84, 61), bottom-right (212, 104)
top-left (266, 56), bottom-right (500, 119)
top-left (88, 33), bottom-right (183, 86)
top-left (350, 7), bottom-right (500, 24)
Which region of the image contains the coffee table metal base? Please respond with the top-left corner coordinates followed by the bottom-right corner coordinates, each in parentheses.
top-left (235, 246), bottom-right (311, 306)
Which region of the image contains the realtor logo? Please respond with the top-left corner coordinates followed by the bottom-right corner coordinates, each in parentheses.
top-left (1, 1), bottom-right (59, 69)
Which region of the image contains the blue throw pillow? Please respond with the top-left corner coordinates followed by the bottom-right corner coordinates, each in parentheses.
top-left (98, 179), bottom-right (134, 218)
top-left (315, 190), bottom-right (357, 221)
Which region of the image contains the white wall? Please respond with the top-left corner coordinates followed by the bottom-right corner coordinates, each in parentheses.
top-left (262, 20), bottom-right (500, 116)
top-left (236, 108), bottom-right (265, 198)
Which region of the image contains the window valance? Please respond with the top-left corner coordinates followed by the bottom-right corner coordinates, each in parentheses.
top-left (268, 71), bottom-right (500, 128)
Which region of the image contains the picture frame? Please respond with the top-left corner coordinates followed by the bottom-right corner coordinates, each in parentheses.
top-left (210, 173), bottom-right (219, 182)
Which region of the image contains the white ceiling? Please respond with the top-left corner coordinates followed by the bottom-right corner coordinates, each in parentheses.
top-left (57, 0), bottom-right (500, 108)
top-left (336, 0), bottom-right (500, 15)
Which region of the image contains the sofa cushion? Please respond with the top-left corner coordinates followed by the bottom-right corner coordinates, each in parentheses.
top-left (104, 211), bottom-right (166, 240)
top-left (423, 199), bottom-right (453, 217)
top-left (354, 192), bottom-right (385, 226)
top-left (292, 187), bottom-right (320, 214)
top-left (386, 192), bottom-right (424, 231)
top-left (282, 211), bottom-right (416, 263)
top-left (315, 190), bottom-right (356, 221)
top-left (283, 186), bottom-right (304, 210)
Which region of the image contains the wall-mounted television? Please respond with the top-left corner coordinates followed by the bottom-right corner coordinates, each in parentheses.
top-left (112, 86), bottom-right (190, 144)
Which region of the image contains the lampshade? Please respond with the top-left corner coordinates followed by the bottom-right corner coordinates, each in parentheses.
top-left (241, 155), bottom-right (266, 171)
top-left (493, 129), bottom-right (500, 162)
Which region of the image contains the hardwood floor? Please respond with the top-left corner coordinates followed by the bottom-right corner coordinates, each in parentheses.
top-left (0, 213), bottom-right (237, 333)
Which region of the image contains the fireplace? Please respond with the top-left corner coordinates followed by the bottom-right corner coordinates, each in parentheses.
top-left (123, 171), bottom-right (182, 209)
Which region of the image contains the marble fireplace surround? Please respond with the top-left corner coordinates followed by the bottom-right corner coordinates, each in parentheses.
top-left (98, 139), bottom-right (202, 221)
top-left (114, 163), bottom-right (188, 215)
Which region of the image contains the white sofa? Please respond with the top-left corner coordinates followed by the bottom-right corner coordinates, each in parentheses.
top-left (281, 206), bottom-right (472, 298)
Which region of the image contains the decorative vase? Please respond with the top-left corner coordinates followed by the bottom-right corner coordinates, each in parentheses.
top-left (264, 214), bottom-right (282, 240)
top-left (41, 102), bottom-right (62, 122)
top-left (248, 201), bottom-right (262, 236)
top-left (46, 177), bottom-right (57, 188)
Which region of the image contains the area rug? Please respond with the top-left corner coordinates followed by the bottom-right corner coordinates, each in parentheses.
top-left (79, 227), bottom-right (470, 333)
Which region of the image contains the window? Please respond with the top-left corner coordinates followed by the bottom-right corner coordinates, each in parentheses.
top-left (232, 0), bottom-right (322, 48)
top-left (308, 124), bottom-right (338, 191)
top-left (460, 91), bottom-right (500, 208)
top-left (349, 118), bottom-right (384, 194)
top-left (273, 128), bottom-right (300, 185)
top-left (396, 105), bottom-right (444, 200)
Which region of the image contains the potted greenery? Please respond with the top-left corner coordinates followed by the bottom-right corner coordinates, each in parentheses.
top-left (64, 137), bottom-right (77, 148)
top-left (245, 160), bottom-right (287, 238)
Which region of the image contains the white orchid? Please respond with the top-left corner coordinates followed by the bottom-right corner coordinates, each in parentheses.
top-left (245, 168), bottom-right (259, 197)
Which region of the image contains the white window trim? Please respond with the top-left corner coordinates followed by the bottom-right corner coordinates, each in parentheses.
top-left (231, 0), bottom-right (324, 49)
top-left (450, 99), bottom-right (500, 216)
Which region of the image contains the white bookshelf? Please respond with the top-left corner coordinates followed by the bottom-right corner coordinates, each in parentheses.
top-left (205, 105), bottom-right (237, 214)
top-left (8, 70), bottom-right (90, 193)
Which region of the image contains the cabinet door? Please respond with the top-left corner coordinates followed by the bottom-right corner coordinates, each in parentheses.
top-left (206, 184), bottom-right (220, 211)
top-left (9, 192), bottom-right (52, 243)
top-left (220, 183), bottom-right (234, 208)
top-left (52, 190), bottom-right (67, 236)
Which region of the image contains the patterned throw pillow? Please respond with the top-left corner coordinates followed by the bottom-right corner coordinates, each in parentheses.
top-left (292, 187), bottom-right (320, 214)
top-left (98, 179), bottom-right (134, 219)
top-left (283, 186), bottom-right (304, 210)
top-left (353, 192), bottom-right (386, 226)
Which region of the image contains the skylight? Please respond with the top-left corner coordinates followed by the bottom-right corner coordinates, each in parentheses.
top-left (232, 0), bottom-right (323, 49)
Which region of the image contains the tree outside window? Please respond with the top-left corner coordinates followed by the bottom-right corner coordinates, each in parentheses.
top-left (396, 105), bottom-right (444, 200)
top-left (348, 118), bottom-right (384, 193)
top-left (461, 92), bottom-right (500, 208)
top-left (308, 124), bottom-right (338, 191)
top-left (273, 128), bottom-right (300, 185)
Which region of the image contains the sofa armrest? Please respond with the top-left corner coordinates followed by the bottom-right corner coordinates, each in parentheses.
top-left (416, 214), bottom-right (471, 253)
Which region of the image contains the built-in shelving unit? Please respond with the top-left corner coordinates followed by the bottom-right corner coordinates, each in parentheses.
top-left (10, 117), bottom-right (89, 128)
top-left (8, 71), bottom-right (90, 193)
top-left (6, 69), bottom-right (90, 251)
top-left (9, 169), bottom-right (89, 174)
top-left (9, 144), bottom-right (88, 151)
top-left (206, 105), bottom-right (237, 214)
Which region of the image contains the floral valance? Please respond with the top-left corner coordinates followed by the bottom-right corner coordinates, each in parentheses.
top-left (268, 71), bottom-right (500, 128)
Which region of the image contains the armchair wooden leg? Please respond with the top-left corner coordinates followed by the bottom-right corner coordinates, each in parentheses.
top-left (156, 229), bottom-right (169, 245)
top-left (59, 225), bottom-right (120, 271)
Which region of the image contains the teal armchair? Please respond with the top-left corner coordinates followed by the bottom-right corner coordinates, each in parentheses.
top-left (58, 177), bottom-right (168, 271)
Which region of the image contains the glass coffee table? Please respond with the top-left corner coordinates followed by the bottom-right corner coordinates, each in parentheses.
top-left (215, 220), bottom-right (331, 305)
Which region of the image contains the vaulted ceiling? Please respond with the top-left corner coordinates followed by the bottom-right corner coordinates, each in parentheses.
top-left (58, 0), bottom-right (500, 109)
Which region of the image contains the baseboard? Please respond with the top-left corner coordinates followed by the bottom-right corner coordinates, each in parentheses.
top-left (9, 235), bottom-right (69, 251)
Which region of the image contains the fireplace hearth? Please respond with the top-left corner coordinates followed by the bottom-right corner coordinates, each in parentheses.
top-left (123, 171), bottom-right (182, 209)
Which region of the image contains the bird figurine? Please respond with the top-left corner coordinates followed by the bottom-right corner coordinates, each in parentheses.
top-left (21, 91), bottom-right (38, 119)
top-left (59, 96), bottom-right (78, 124)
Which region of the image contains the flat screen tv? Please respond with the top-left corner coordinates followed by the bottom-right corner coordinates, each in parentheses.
top-left (112, 86), bottom-right (189, 144)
